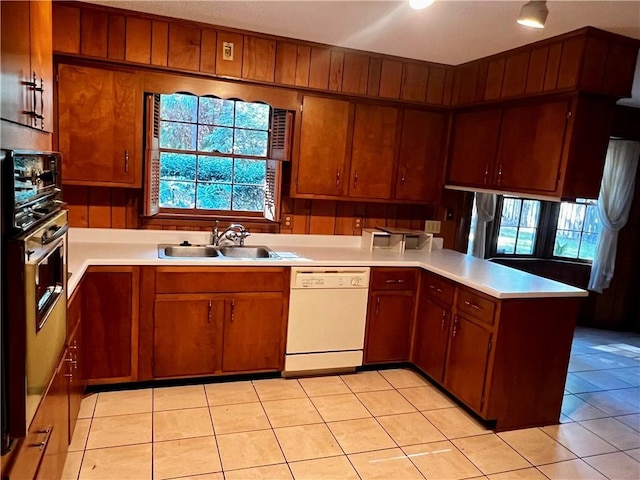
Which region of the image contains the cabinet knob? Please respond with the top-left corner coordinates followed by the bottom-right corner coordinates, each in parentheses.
top-left (400, 169), bottom-right (406, 184)
top-left (230, 299), bottom-right (235, 322)
top-left (124, 150), bottom-right (130, 173)
top-left (335, 168), bottom-right (341, 187)
top-left (353, 171), bottom-right (358, 189)
top-left (207, 300), bottom-right (212, 323)
top-left (452, 317), bottom-right (458, 338)
top-left (375, 296), bottom-right (380, 316)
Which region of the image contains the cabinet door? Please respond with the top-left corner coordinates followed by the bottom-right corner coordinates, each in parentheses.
top-left (7, 355), bottom-right (68, 480)
top-left (395, 110), bottom-right (444, 203)
top-left (349, 103), bottom-right (398, 200)
top-left (296, 96), bottom-right (350, 196)
top-left (154, 297), bottom-right (224, 377)
top-left (222, 293), bottom-right (284, 372)
top-left (496, 100), bottom-right (569, 192)
top-left (0, 1), bottom-right (33, 127)
top-left (444, 316), bottom-right (492, 412)
top-left (413, 297), bottom-right (450, 383)
top-left (67, 321), bottom-right (85, 442)
top-left (446, 109), bottom-right (502, 187)
top-left (58, 64), bottom-right (142, 187)
top-left (29, 0), bottom-right (53, 132)
top-left (365, 292), bottom-right (414, 363)
top-left (82, 267), bottom-right (138, 382)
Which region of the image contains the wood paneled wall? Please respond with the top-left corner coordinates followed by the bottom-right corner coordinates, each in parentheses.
top-left (64, 186), bottom-right (436, 237)
top-left (52, 2), bottom-right (455, 108)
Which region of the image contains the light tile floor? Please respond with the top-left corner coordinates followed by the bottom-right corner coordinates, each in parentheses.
top-left (62, 327), bottom-right (640, 479)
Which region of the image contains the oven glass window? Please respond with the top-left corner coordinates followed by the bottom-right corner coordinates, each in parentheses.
top-left (35, 243), bottom-right (64, 330)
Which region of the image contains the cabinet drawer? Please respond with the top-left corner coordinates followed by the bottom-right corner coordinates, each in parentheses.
top-left (421, 272), bottom-right (455, 305)
top-left (370, 268), bottom-right (417, 291)
top-left (456, 288), bottom-right (496, 326)
top-left (155, 267), bottom-right (286, 294)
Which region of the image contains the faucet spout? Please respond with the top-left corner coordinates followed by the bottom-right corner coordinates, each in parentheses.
top-left (212, 222), bottom-right (250, 246)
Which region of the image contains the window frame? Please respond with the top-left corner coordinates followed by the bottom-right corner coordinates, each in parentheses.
top-left (143, 90), bottom-right (293, 223)
top-left (157, 94), bottom-right (273, 216)
top-left (486, 195), bottom-right (598, 264)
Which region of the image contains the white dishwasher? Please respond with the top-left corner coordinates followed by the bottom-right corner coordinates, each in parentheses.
top-left (285, 267), bottom-right (371, 375)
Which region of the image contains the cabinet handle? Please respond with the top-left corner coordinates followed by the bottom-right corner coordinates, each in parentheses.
top-left (441, 309), bottom-right (446, 330)
top-left (230, 299), bottom-right (235, 322)
top-left (385, 279), bottom-right (405, 284)
top-left (124, 150), bottom-right (130, 173)
top-left (452, 317), bottom-right (458, 338)
top-left (400, 169), bottom-right (406, 184)
top-left (353, 171), bottom-right (358, 189)
top-left (464, 300), bottom-right (481, 311)
top-left (207, 300), bottom-right (212, 324)
top-left (375, 296), bottom-right (380, 316)
top-left (30, 426), bottom-right (52, 450)
top-left (336, 168), bottom-right (340, 187)
top-left (24, 72), bottom-right (39, 126)
top-left (429, 285), bottom-right (443, 293)
top-left (497, 165), bottom-right (503, 185)
top-left (38, 77), bottom-right (44, 129)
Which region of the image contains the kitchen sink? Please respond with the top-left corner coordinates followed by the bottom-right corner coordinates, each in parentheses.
top-left (158, 244), bottom-right (279, 259)
top-left (217, 246), bottom-right (279, 259)
top-left (158, 245), bottom-right (220, 258)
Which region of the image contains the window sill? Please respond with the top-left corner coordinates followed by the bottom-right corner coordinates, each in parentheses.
top-left (142, 212), bottom-right (279, 225)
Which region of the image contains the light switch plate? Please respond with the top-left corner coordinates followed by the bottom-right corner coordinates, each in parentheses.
top-left (425, 220), bottom-right (441, 234)
top-left (223, 42), bottom-right (234, 61)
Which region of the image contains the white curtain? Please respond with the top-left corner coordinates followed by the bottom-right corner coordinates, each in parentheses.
top-left (472, 192), bottom-right (497, 258)
top-left (588, 140), bottom-right (640, 293)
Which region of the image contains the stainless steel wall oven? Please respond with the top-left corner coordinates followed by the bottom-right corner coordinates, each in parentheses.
top-left (1, 150), bottom-right (67, 454)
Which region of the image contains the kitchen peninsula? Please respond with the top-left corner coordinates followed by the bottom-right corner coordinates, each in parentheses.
top-left (67, 227), bottom-right (585, 434)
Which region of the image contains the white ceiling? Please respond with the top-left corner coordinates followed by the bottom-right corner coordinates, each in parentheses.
top-left (85, 0), bottom-right (640, 103)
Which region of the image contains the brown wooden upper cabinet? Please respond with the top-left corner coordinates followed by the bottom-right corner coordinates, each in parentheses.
top-left (348, 103), bottom-right (398, 200)
top-left (293, 96), bottom-right (444, 204)
top-left (394, 110), bottom-right (445, 203)
top-left (1, 0), bottom-right (53, 132)
top-left (295, 95), bottom-right (351, 197)
top-left (57, 63), bottom-right (143, 187)
top-left (445, 95), bottom-right (615, 199)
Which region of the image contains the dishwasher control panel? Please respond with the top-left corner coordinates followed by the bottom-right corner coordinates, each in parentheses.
top-left (291, 267), bottom-right (370, 289)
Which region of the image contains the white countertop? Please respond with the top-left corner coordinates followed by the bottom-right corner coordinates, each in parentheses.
top-left (66, 228), bottom-right (588, 300)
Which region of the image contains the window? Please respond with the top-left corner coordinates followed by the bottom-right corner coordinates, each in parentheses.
top-left (553, 199), bottom-right (600, 261)
top-left (158, 93), bottom-right (271, 213)
top-left (496, 197), bottom-right (541, 255)
top-left (470, 194), bottom-right (600, 262)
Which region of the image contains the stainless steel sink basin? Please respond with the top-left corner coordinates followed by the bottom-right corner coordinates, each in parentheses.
top-left (158, 244), bottom-right (220, 258)
top-left (158, 244), bottom-right (279, 259)
top-left (217, 246), bottom-right (279, 259)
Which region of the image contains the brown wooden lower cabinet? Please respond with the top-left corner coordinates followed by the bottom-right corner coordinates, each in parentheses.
top-left (444, 315), bottom-right (492, 412)
top-left (413, 270), bottom-right (580, 431)
top-left (4, 353), bottom-right (69, 480)
top-left (66, 285), bottom-right (86, 440)
top-left (413, 295), bottom-right (451, 383)
top-left (81, 266), bottom-right (139, 384)
top-left (364, 268), bottom-right (417, 364)
top-left (139, 267), bottom-right (289, 380)
top-left (222, 293), bottom-right (285, 373)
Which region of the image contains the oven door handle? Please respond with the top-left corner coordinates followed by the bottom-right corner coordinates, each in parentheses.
top-left (41, 224), bottom-right (68, 245)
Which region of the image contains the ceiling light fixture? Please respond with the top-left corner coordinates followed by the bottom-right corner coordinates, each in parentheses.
top-left (517, 1), bottom-right (549, 29)
top-left (409, 0), bottom-right (435, 10)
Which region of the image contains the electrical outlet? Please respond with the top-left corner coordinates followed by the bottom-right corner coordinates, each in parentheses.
top-left (283, 215), bottom-right (292, 227)
top-left (353, 216), bottom-right (363, 230)
top-left (425, 220), bottom-right (441, 234)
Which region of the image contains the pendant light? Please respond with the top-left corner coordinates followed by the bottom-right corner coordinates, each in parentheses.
top-left (517, 1), bottom-right (549, 29)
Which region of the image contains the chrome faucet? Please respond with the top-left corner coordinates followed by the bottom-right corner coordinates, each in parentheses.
top-left (211, 221), bottom-right (251, 246)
